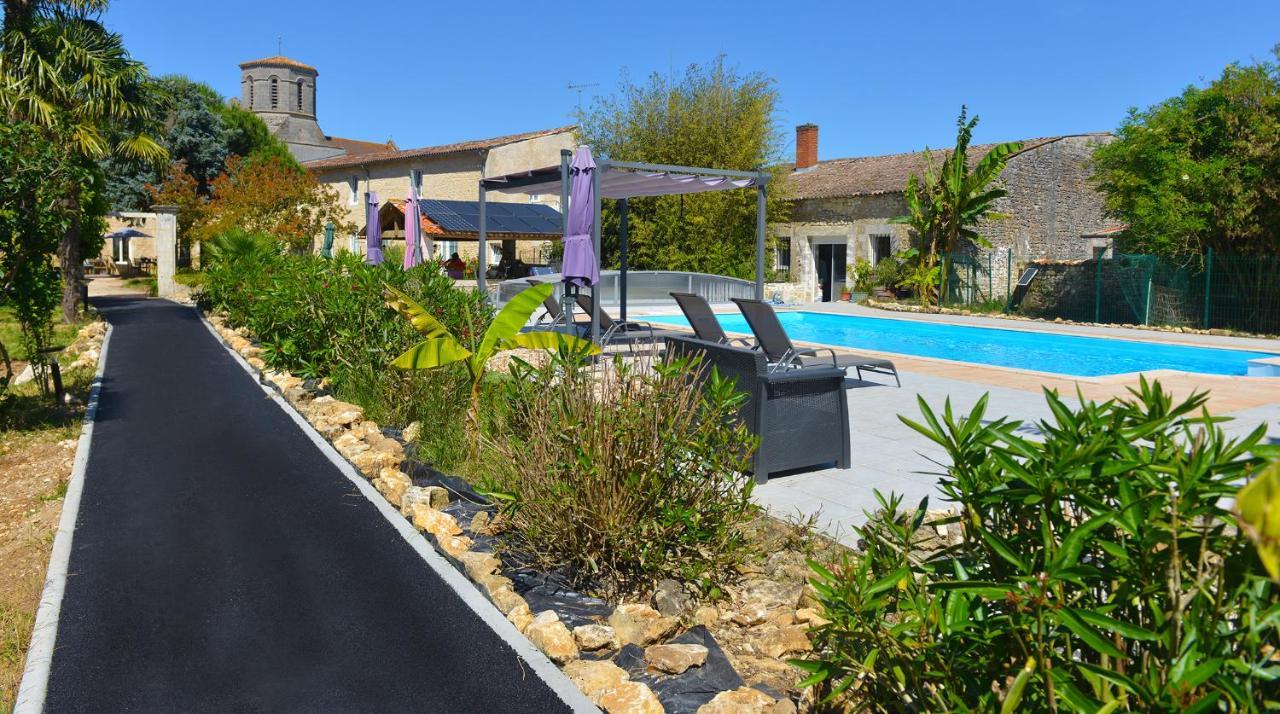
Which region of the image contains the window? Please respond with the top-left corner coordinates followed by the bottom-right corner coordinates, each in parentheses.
top-left (269, 77), bottom-right (278, 108)
top-left (348, 176), bottom-right (359, 205)
top-left (296, 79), bottom-right (304, 111)
top-left (872, 234), bottom-right (892, 264)
top-left (773, 238), bottom-right (791, 272)
top-left (246, 78), bottom-right (254, 107)
top-left (529, 193), bottom-right (541, 203)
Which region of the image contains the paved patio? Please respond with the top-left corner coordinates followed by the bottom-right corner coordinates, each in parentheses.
top-left (635, 302), bottom-right (1280, 545)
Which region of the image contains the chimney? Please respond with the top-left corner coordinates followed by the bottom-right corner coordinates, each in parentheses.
top-left (795, 124), bottom-right (818, 170)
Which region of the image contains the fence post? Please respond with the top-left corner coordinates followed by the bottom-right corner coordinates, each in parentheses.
top-left (1094, 255), bottom-right (1102, 324)
top-left (1202, 247), bottom-right (1213, 329)
top-left (988, 251), bottom-right (992, 302)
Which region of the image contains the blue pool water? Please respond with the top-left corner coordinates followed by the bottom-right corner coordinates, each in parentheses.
top-left (646, 311), bottom-right (1278, 377)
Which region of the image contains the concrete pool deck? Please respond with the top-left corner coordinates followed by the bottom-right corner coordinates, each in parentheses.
top-left (631, 301), bottom-right (1280, 544)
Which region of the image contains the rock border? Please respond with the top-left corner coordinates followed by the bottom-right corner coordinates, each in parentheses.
top-left (203, 309), bottom-right (810, 714)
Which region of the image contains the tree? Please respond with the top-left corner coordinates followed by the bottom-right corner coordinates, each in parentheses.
top-left (1092, 50), bottom-right (1280, 260)
top-left (185, 153), bottom-right (351, 251)
top-left (577, 56), bottom-right (789, 279)
top-left (0, 122), bottom-right (84, 393)
top-left (1, 0), bottom-right (167, 321)
top-left (891, 107), bottom-right (1021, 305)
top-left (102, 75), bottom-right (297, 213)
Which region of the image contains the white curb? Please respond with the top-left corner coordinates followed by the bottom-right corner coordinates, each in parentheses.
top-left (196, 311), bottom-right (599, 713)
top-left (15, 323), bottom-right (114, 714)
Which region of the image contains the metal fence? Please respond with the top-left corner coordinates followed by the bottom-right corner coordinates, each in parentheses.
top-left (939, 249), bottom-right (1280, 335)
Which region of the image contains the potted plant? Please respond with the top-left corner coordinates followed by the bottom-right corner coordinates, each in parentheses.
top-left (849, 259), bottom-right (872, 303)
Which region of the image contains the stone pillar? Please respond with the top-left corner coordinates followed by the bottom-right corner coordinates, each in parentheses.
top-left (153, 205), bottom-right (178, 299)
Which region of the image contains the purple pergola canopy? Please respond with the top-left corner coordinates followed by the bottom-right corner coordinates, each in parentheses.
top-left (477, 154), bottom-right (770, 342)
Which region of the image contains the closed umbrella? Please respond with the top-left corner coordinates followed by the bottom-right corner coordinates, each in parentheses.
top-left (562, 147), bottom-right (599, 288)
top-left (403, 189), bottom-right (422, 269)
top-left (321, 221), bottom-right (334, 258)
top-left (365, 192), bottom-right (383, 265)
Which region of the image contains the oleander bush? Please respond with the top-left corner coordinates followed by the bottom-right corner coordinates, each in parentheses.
top-left (481, 352), bottom-right (760, 596)
top-left (798, 379), bottom-right (1280, 712)
top-left (202, 249), bottom-right (491, 468)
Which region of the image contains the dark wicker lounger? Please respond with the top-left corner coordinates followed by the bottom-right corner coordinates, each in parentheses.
top-left (731, 298), bottom-right (901, 387)
top-left (669, 292), bottom-right (754, 348)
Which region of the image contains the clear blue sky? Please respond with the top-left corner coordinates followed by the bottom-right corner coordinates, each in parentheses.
top-left (104, 0), bottom-right (1278, 161)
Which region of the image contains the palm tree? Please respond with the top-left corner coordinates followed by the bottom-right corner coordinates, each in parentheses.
top-left (892, 107), bottom-right (1021, 305)
top-left (1, 0), bottom-right (166, 321)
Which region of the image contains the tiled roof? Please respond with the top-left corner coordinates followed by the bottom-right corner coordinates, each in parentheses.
top-left (239, 55), bottom-right (317, 73)
top-left (304, 125), bottom-right (576, 170)
top-left (324, 135), bottom-right (397, 157)
top-left (783, 134), bottom-right (1109, 200)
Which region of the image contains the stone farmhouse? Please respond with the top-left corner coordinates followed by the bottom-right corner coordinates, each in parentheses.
top-left (775, 124), bottom-right (1117, 302)
top-left (239, 55), bottom-right (575, 264)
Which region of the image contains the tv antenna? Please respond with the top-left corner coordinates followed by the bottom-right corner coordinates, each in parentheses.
top-left (567, 81), bottom-right (599, 116)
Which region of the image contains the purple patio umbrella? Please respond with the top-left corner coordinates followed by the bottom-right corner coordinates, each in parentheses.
top-left (402, 186), bottom-right (422, 269)
top-left (365, 191), bottom-right (384, 265)
top-left (562, 147), bottom-right (598, 287)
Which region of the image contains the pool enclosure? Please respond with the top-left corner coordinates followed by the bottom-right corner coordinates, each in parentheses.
top-left (478, 151), bottom-right (770, 341)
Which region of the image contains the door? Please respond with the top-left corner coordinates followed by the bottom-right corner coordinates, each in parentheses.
top-left (813, 243), bottom-right (847, 302)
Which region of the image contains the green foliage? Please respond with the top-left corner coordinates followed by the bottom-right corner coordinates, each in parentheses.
top-left (200, 228), bottom-right (278, 268)
top-left (850, 258), bottom-right (874, 293)
top-left (102, 75), bottom-right (297, 212)
top-left (891, 107), bottom-right (1020, 305)
top-left (481, 353), bottom-right (759, 595)
top-left (386, 282), bottom-right (599, 427)
top-left (1093, 50), bottom-right (1280, 260)
top-left (0, 122), bottom-right (86, 395)
top-left (1238, 460), bottom-right (1280, 581)
top-left (201, 251), bottom-right (491, 469)
top-left (798, 379), bottom-right (1280, 711)
top-left (578, 55), bottom-right (788, 278)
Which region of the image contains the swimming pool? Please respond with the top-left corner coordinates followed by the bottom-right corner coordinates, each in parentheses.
top-left (646, 311), bottom-right (1278, 377)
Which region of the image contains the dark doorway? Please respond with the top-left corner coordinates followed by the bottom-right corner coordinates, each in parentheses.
top-left (814, 243), bottom-right (847, 302)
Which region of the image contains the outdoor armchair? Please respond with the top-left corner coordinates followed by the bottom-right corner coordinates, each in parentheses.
top-left (669, 292), bottom-right (755, 348)
top-left (731, 298), bottom-right (900, 387)
top-left (666, 335), bottom-right (851, 483)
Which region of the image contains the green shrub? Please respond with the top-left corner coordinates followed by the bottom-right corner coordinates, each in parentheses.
top-left (202, 250), bottom-right (491, 470)
top-left (480, 353), bottom-right (759, 596)
top-left (798, 379), bottom-right (1279, 711)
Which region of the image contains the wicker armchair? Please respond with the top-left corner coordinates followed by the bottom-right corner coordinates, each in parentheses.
top-left (666, 335), bottom-right (851, 483)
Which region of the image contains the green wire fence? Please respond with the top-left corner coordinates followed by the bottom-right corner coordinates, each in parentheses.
top-left (936, 249), bottom-right (1280, 336)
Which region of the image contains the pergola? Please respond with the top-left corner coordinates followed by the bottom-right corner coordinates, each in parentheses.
top-left (478, 150), bottom-right (769, 341)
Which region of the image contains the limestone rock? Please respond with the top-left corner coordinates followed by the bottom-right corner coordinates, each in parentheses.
top-left (757, 625), bottom-right (812, 658)
top-left (373, 469), bottom-right (411, 506)
top-left (333, 432), bottom-right (369, 457)
top-left (738, 578), bottom-right (804, 611)
top-left (455, 550), bottom-right (500, 580)
top-left (525, 611), bottom-right (578, 664)
top-left (402, 421), bottom-right (422, 444)
top-left (564, 659), bottom-right (629, 700)
top-left (490, 587), bottom-right (526, 615)
top-left (608, 603), bottom-right (679, 647)
top-left (469, 510), bottom-right (490, 532)
top-left (367, 435), bottom-right (405, 459)
top-left (697, 687), bottom-right (784, 713)
top-left (349, 450), bottom-right (394, 476)
top-left (794, 608), bottom-right (830, 627)
top-left (598, 681), bottom-right (664, 714)
top-left (438, 535), bottom-right (473, 558)
top-left (246, 356), bottom-right (266, 370)
top-left (651, 578), bottom-right (694, 618)
top-left (693, 606), bottom-right (719, 629)
top-left (729, 604), bottom-right (769, 627)
top-left (645, 643), bottom-right (708, 674)
top-left (400, 485), bottom-right (449, 514)
top-left (507, 602), bottom-right (534, 633)
top-left (573, 624), bottom-right (619, 652)
top-left (410, 504), bottom-right (462, 539)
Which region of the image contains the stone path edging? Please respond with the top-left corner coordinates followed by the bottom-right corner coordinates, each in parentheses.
top-left (14, 324), bottom-right (113, 714)
top-left (195, 309), bottom-right (600, 714)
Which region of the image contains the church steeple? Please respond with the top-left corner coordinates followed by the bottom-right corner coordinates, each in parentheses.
top-left (238, 56), bottom-right (343, 162)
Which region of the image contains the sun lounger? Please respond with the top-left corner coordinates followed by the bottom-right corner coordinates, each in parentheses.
top-left (730, 298), bottom-right (900, 386)
top-left (669, 292), bottom-right (755, 348)
top-left (573, 293), bottom-right (684, 349)
top-left (527, 279), bottom-right (590, 335)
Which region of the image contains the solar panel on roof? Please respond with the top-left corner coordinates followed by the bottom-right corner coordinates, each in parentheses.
top-left (416, 199), bottom-right (561, 235)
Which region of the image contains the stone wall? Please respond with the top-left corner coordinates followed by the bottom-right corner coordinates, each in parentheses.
top-left (778, 193), bottom-right (911, 295)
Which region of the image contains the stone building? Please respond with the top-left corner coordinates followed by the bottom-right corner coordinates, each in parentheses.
top-left (239, 56), bottom-right (395, 163)
top-left (239, 55), bottom-right (575, 263)
top-left (775, 124), bottom-right (1116, 302)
